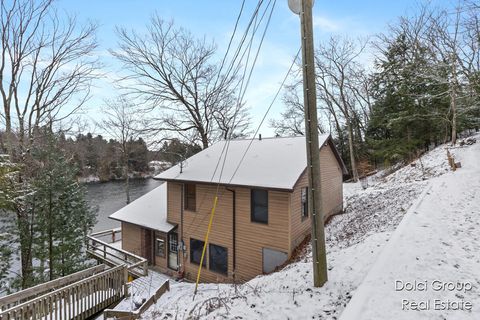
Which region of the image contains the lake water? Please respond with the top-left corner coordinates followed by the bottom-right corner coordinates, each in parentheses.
top-left (0, 178), bottom-right (162, 295)
top-left (86, 178), bottom-right (164, 232)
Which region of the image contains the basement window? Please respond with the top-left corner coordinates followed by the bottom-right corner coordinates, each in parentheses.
top-left (190, 238), bottom-right (206, 266)
top-left (209, 243), bottom-right (228, 275)
top-left (251, 189), bottom-right (268, 224)
top-left (184, 183), bottom-right (196, 211)
top-left (301, 187), bottom-right (308, 219)
top-left (263, 248), bottom-right (288, 273)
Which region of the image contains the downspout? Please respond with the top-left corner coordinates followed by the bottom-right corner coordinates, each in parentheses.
top-left (180, 184), bottom-right (185, 277)
top-left (226, 188), bottom-right (236, 280)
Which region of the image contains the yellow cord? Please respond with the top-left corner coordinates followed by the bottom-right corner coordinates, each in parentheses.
top-left (193, 196), bottom-right (218, 297)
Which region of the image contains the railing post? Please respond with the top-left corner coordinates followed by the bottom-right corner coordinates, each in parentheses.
top-left (123, 266), bottom-right (129, 298)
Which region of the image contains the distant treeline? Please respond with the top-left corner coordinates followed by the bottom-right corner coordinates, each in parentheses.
top-left (59, 133), bottom-right (202, 182)
top-left (57, 133), bottom-right (149, 182)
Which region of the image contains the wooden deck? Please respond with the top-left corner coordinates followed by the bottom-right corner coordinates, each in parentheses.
top-left (86, 229), bottom-right (148, 278)
top-left (0, 265), bottom-right (127, 320)
top-left (0, 265), bottom-right (106, 312)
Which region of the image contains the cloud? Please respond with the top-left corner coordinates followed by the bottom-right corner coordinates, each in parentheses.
top-left (312, 15), bottom-right (342, 32)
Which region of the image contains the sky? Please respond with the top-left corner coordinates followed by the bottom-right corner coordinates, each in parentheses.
top-left (54, 0), bottom-right (453, 139)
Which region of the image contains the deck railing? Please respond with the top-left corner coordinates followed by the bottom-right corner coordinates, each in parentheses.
top-left (0, 265), bottom-right (106, 312)
top-left (89, 228), bottom-right (122, 244)
top-left (0, 265), bottom-right (127, 320)
top-left (86, 233), bottom-right (148, 278)
top-left (103, 279), bottom-right (170, 320)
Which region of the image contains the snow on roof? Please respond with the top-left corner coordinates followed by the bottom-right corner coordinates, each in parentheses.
top-left (155, 134), bottom-right (331, 191)
top-left (109, 183), bottom-right (175, 232)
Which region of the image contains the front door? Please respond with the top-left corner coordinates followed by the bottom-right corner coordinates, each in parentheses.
top-left (168, 232), bottom-right (178, 270)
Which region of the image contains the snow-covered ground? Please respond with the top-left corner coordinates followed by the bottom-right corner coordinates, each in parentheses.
top-left (138, 135), bottom-right (479, 320)
top-left (341, 135), bottom-right (480, 320)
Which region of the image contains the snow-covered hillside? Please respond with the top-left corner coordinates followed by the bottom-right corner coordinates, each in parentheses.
top-left (341, 135), bottom-right (480, 320)
top-left (141, 135), bottom-right (479, 320)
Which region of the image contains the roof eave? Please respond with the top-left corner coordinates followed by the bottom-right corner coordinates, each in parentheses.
top-left (109, 216), bottom-right (177, 233)
top-left (156, 177), bottom-right (294, 192)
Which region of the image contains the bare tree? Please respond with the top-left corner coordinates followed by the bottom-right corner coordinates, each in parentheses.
top-left (0, 0), bottom-right (98, 289)
top-left (0, 0), bottom-right (99, 152)
top-left (98, 97), bottom-right (140, 204)
top-left (111, 17), bottom-right (250, 149)
top-left (270, 82), bottom-right (325, 136)
top-left (314, 36), bottom-right (370, 182)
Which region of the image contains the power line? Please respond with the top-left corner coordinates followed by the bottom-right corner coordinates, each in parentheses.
top-left (216, 0), bottom-right (276, 191)
top-left (185, 0), bottom-right (280, 244)
top-left (183, 0), bottom-right (268, 236)
top-left (228, 47), bottom-right (301, 185)
top-left (212, 0), bottom-right (246, 89)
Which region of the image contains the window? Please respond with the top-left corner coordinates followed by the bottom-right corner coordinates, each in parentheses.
top-left (209, 244), bottom-right (228, 275)
top-left (155, 237), bottom-right (165, 257)
top-left (251, 189), bottom-right (268, 224)
top-left (301, 187), bottom-right (308, 219)
top-left (263, 248), bottom-right (288, 273)
top-left (169, 233), bottom-right (178, 253)
top-left (184, 183), bottom-right (196, 211)
top-left (190, 238), bottom-right (206, 266)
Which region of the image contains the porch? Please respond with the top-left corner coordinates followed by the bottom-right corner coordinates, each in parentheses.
top-left (86, 228), bottom-right (148, 278)
top-left (87, 226), bottom-right (180, 279)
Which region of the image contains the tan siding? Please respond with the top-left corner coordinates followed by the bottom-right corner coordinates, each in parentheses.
top-left (167, 182), bottom-right (291, 283)
top-left (167, 182), bottom-right (182, 225)
top-left (290, 144), bottom-right (343, 250)
top-left (121, 222), bottom-right (169, 270)
top-left (159, 143), bottom-right (343, 283)
top-left (181, 184), bottom-right (234, 283)
top-left (121, 222), bottom-right (142, 257)
top-left (235, 188), bottom-right (290, 282)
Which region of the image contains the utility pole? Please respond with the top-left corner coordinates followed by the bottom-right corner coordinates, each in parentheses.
top-left (289, 0), bottom-right (328, 287)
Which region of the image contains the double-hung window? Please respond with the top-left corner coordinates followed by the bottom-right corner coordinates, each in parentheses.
top-left (209, 244), bottom-right (228, 275)
top-left (251, 189), bottom-right (268, 224)
top-left (301, 187), bottom-right (308, 219)
top-left (184, 183), bottom-right (196, 211)
top-left (190, 238), bottom-right (206, 266)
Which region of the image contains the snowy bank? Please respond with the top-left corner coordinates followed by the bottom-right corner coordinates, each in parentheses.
top-left (340, 135), bottom-right (480, 320)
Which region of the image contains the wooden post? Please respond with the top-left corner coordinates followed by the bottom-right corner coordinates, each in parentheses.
top-left (123, 266), bottom-right (129, 297)
top-left (299, 0), bottom-right (328, 287)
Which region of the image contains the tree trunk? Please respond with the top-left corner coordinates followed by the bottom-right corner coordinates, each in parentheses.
top-left (125, 158), bottom-right (130, 204)
top-left (18, 213), bottom-right (34, 289)
top-left (450, 55), bottom-right (458, 145)
top-left (450, 89), bottom-right (457, 145)
top-left (5, 111), bottom-right (11, 137)
top-left (347, 119), bottom-right (358, 182)
top-left (201, 134), bottom-right (209, 149)
top-left (48, 185), bottom-right (54, 281)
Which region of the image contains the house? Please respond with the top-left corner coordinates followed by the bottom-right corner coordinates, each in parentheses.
top-left (110, 134), bottom-right (347, 283)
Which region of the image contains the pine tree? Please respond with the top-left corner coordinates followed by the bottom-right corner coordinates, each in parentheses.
top-left (367, 33), bottom-right (449, 164)
top-left (0, 155), bottom-right (18, 290)
top-left (31, 134), bottom-right (97, 281)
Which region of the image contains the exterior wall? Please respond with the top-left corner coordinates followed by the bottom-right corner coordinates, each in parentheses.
top-left (290, 144), bottom-right (344, 250)
top-left (121, 222), bottom-right (169, 271)
top-left (167, 182), bottom-right (291, 283)
top-left (235, 188), bottom-right (291, 282)
top-left (121, 222), bottom-right (143, 257)
top-left (163, 142), bottom-right (344, 283)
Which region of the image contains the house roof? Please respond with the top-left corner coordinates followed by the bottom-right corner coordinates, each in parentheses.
top-left (109, 183), bottom-right (176, 233)
top-left (155, 134), bottom-right (347, 191)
